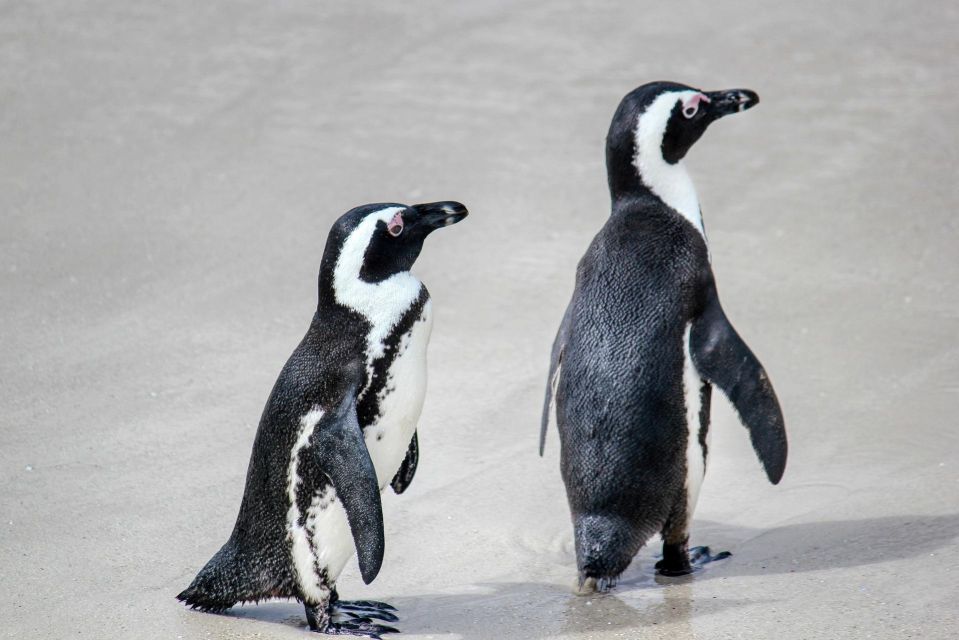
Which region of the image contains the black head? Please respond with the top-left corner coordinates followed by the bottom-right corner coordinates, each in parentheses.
top-left (319, 201), bottom-right (468, 300)
top-left (606, 81), bottom-right (759, 198)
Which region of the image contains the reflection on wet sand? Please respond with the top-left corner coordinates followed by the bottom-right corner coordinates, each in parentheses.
top-left (225, 577), bottom-right (756, 639)
top-left (562, 581), bottom-right (695, 639)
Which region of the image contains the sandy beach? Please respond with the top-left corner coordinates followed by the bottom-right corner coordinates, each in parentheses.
top-left (2, 1), bottom-right (957, 638)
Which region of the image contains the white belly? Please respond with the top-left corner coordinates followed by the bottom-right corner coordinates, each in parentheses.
top-left (304, 301), bottom-right (433, 584)
top-left (364, 300), bottom-right (433, 488)
top-left (683, 324), bottom-right (709, 520)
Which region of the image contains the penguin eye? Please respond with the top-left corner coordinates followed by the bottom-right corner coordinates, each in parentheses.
top-left (681, 93), bottom-right (710, 119)
top-left (387, 212), bottom-right (404, 237)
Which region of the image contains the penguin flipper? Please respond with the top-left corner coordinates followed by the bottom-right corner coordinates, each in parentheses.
top-left (311, 392), bottom-right (385, 585)
top-left (690, 288), bottom-right (788, 484)
top-left (390, 431), bottom-right (418, 494)
top-left (540, 306), bottom-right (570, 456)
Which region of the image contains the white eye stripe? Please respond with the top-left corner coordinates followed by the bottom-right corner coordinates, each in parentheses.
top-left (632, 90), bottom-right (706, 241)
top-left (332, 205), bottom-right (422, 362)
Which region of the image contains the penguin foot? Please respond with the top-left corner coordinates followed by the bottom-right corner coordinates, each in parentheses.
top-left (330, 589), bottom-right (398, 617)
top-left (336, 600), bottom-right (397, 612)
top-left (655, 545), bottom-right (731, 576)
top-left (306, 601), bottom-right (399, 638)
top-left (336, 600), bottom-right (400, 623)
top-left (690, 545), bottom-right (731, 567)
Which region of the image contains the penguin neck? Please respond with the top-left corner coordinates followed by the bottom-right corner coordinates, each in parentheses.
top-left (319, 215), bottom-right (423, 363)
top-left (630, 160), bottom-right (705, 242)
top-left (616, 105), bottom-right (707, 242)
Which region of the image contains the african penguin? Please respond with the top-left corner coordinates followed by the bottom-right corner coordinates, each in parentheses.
top-left (177, 201), bottom-right (469, 637)
top-left (540, 81), bottom-right (788, 592)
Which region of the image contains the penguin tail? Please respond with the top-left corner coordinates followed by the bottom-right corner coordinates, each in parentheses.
top-left (176, 541), bottom-right (264, 612)
top-left (573, 512), bottom-right (649, 593)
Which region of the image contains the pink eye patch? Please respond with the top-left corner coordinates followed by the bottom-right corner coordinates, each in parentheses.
top-left (682, 93), bottom-right (711, 118)
top-left (387, 212), bottom-right (404, 236)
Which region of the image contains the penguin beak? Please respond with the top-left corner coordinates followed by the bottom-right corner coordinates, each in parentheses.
top-left (409, 201), bottom-right (469, 231)
top-left (705, 88), bottom-right (760, 119)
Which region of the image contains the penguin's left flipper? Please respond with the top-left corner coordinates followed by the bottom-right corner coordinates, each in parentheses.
top-left (310, 390), bottom-right (385, 584)
top-left (540, 305), bottom-right (571, 456)
top-left (390, 431), bottom-right (418, 495)
top-left (690, 286), bottom-right (788, 484)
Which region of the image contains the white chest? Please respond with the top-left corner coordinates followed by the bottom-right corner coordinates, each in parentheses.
top-left (289, 302), bottom-right (434, 591)
top-left (363, 300), bottom-right (433, 488)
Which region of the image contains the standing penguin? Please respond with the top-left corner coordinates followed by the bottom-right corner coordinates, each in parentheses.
top-left (540, 81), bottom-right (787, 592)
top-left (178, 201), bottom-right (468, 637)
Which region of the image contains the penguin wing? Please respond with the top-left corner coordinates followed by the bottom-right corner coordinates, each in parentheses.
top-left (390, 431), bottom-right (418, 494)
top-left (310, 391), bottom-right (385, 585)
top-left (689, 287), bottom-right (788, 484)
top-left (540, 305), bottom-right (571, 456)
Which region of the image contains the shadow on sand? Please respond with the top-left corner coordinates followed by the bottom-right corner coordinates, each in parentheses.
top-left (687, 512), bottom-right (959, 578)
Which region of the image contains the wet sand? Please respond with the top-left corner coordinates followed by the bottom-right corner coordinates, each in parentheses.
top-left (2, 1), bottom-right (957, 638)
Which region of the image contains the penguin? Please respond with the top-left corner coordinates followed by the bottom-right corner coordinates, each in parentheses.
top-left (540, 81), bottom-right (787, 592)
top-left (177, 201), bottom-right (469, 637)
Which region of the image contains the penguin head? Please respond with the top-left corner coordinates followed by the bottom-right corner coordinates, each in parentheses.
top-left (323, 201), bottom-right (469, 286)
top-left (606, 81), bottom-right (759, 197)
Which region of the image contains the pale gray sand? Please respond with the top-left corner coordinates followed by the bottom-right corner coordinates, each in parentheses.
top-left (1, 1), bottom-right (957, 638)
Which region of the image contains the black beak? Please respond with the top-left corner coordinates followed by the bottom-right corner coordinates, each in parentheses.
top-left (410, 201), bottom-right (469, 230)
top-left (705, 88), bottom-right (760, 119)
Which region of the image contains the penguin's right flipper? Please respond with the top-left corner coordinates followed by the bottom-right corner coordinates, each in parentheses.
top-left (390, 431), bottom-right (418, 494)
top-left (311, 391), bottom-right (385, 584)
top-left (690, 287), bottom-right (788, 484)
top-left (540, 306), bottom-right (571, 456)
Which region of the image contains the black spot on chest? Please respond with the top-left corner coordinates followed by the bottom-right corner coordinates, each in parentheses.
top-left (356, 288), bottom-right (429, 429)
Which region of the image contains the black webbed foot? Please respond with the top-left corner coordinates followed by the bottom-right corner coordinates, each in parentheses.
top-left (337, 600), bottom-right (397, 613)
top-left (342, 600), bottom-right (397, 611)
top-left (689, 545), bottom-right (731, 567)
top-left (332, 591), bottom-right (399, 622)
top-left (655, 543), bottom-right (731, 576)
top-left (330, 585), bottom-right (399, 621)
top-left (309, 593), bottom-right (400, 637)
top-left (338, 605), bottom-right (400, 623)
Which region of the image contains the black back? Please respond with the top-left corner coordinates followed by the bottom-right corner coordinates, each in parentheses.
top-left (555, 195), bottom-right (712, 575)
top-left (542, 82), bottom-right (786, 583)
